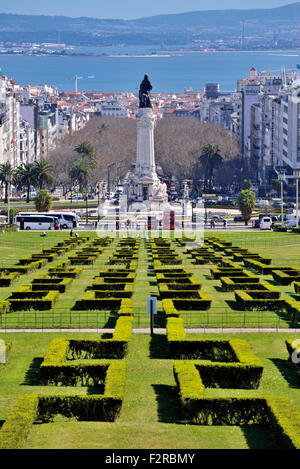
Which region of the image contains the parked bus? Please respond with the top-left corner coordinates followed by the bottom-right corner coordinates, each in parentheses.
top-left (18, 211), bottom-right (79, 229)
top-left (14, 215), bottom-right (59, 230)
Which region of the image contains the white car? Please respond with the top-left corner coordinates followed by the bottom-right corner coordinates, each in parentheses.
top-left (260, 217), bottom-right (273, 230)
top-left (283, 218), bottom-right (300, 228)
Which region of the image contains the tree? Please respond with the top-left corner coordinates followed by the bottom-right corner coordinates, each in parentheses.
top-left (270, 179), bottom-right (281, 197)
top-left (242, 179), bottom-right (252, 190)
top-left (198, 144), bottom-right (223, 190)
top-left (69, 159), bottom-right (90, 192)
top-left (0, 163), bottom-right (15, 203)
top-left (34, 159), bottom-right (54, 190)
top-left (96, 123), bottom-right (109, 136)
top-left (35, 190), bottom-right (52, 212)
top-left (74, 141), bottom-right (96, 168)
top-left (14, 163), bottom-right (36, 203)
top-left (238, 190), bottom-right (256, 226)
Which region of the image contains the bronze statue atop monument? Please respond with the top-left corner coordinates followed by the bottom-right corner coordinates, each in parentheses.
top-left (139, 74), bottom-right (153, 109)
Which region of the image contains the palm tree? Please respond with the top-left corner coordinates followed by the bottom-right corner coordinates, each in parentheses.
top-left (15, 163), bottom-right (36, 203)
top-left (238, 189), bottom-right (256, 226)
top-left (69, 159), bottom-right (90, 193)
top-left (74, 141), bottom-right (96, 168)
top-left (0, 163), bottom-right (15, 203)
top-left (198, 144), bottom-right (223, 190)
top-left (96, 123), bottom-right (109, 136)
top-left (35, 189), bottom-right (52, 212)
top-left (33, 159), bottom-right (54, 190)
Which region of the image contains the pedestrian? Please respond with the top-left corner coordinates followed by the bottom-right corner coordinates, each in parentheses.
top-left (210, 219), bottom-right (213, 229)
top-left (70, 229), bottom-right (73, 237)
top-left (75, 232), bottom-right (79, 238)
top-left (40, 231), bottom-right (46, 237)
top-left (223, 219), bottom-right (227, 229)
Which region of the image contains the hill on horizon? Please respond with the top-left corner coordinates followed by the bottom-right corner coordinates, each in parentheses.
top-left (0, 3), bottom-right (300, 46)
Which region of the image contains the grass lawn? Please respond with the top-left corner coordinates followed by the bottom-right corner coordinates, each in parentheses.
top-left (0, 331), bottom-right (299, 449)
top-left (0, 230), bottom-right (300, 329)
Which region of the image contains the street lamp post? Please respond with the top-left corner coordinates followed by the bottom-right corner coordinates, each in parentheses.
top-left (5, 175), bottom-right (11, 227)
top-left (294, 169), bottom-right (300, 229)
top-left (97, 184), bottom-right (100, 223)
top-left (278, 172), bottom-right (286, 225)
top-left (107, 162), bottom-right (116, 198)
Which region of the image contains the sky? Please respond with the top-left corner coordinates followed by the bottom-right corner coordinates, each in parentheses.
top-left (0, 0), bottom-right (295, 19)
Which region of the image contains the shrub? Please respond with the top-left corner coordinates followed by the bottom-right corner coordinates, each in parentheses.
top-left (0, 395), bottom-right (39, 449)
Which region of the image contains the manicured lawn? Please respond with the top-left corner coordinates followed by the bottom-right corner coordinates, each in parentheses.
top-left (0, 230), bottom-right (300, 329)
top-left (0, 332), bottom-right (299, 449)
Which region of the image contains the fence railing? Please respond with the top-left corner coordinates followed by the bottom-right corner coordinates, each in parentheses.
top-left (0, 308), bottom-right (298, 331)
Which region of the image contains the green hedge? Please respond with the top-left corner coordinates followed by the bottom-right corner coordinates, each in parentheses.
top-left (0, 395), bottom-right (39, 449)
top-left (210, 268), bottom-right (249, 280)
top-left (220, 276), bottom-right (261, 291)
top-left (48, 267), bottom-right (83, 279)
top-left (272, 269), bottom-right (300, 285)
top-left (171, 389), bottom-right (300, 448)
top-left (0, 366), bottom-right (126, 448)
top-left (74, 295), bottom-right (133, 314)
top-left (234, 287), bottom-right (282, 311)
top-left (8, 290), bottom-right (59, 311)
top-left (30, 278), bottom-right (73, 293)
top-left (0, 272), bottom-right (19, 287)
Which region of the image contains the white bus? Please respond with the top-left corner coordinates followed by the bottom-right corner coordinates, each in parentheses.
top-left (18, 211), bottom-right (79, 229)
top-left (14, 215), bottom-right (59, 230)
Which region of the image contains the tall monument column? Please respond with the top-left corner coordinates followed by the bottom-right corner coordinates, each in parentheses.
top-left (135, 108), bottom-right (156, 178)
top-left (125, 75), bottom-right (169, 209)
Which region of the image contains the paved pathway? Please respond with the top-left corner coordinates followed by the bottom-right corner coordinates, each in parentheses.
top-left (0, 327), bottom-right (299, 333)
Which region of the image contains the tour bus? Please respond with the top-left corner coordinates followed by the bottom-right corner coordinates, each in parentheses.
top-left (18, 211), bottom-right (79, 229)
top-left (14, 215), bottom-right (59, 230)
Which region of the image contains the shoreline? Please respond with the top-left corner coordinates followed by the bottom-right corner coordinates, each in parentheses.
top-left (0, 49), bottom-right (300, 58)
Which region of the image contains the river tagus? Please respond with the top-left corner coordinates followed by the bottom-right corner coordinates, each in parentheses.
top-left (0, 46), bottom-right (299, 93)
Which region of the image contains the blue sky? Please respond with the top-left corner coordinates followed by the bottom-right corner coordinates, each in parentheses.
top-left (0, 0), bottom-right (294, 19)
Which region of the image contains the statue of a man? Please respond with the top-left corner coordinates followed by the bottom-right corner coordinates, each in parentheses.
top-left (139, 74), bottom-right (152, 109)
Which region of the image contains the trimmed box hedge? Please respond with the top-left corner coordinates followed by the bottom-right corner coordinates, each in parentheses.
top-left (171, 384), bottom-right (300, 449)
top-left (74, 295), bottom-right (133, 315)
top-left (220, 275), bottom-right (261, 291)
top-left (8, 289), bottom-right (59, 311)
top-left (162, 291), bottom-right (211, 316)
top-left (0, 271), bottom-right (19, 287)
top-left (0, 360), bottom-right (127, 448)
top-left (272, 269), bottom-right (300, 285)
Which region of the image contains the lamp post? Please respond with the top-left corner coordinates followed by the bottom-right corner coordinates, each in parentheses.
top-left (278, 172), bottom-right (286, 225)
top-left (107, 162), bottom-right (116, 198)
top-left (294, 169), bottom-right (300, 228)
top-left (5, 174), bottom-right (11, 226)
top-left (97, 183), bottom-right (100, 223)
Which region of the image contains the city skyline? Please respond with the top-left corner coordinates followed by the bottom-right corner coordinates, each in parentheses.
top-left (0, 0), bottom-right (295, 19)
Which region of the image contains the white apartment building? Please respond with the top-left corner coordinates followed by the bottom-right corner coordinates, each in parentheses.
top-left (279, 81), bottom-right (300, 179)
top-left (0, 77), bottom-right (21, 167)
top-left (97, 99), bottom-right (130, 117)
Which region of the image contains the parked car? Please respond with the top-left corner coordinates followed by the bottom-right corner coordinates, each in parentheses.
top-left (256, 200), bottom-right (269, 207)
top-left (283, 218), bottom-right (300, 228)
top-left (68, 193), bottom-right (83, 200)
top-left (283, 202), bottom-right (295, 209)
top-left (205, 200), bottom-right (217, 206)
top-left (211, 215), bottom-right (226, 222)
top-left (260, 217), bottom-right (273, 230)
top-left (219, 199), bottom-right (234, 206)
top-left (233, 216), bottom-right (244, 223)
